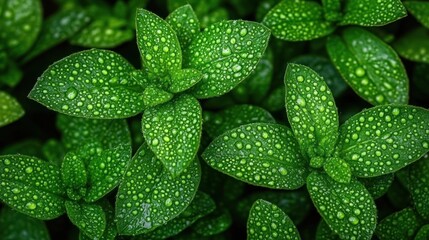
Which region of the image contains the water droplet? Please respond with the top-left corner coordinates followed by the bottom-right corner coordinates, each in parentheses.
top-left (152, 139), bottom-right (159, 146)
top-left (66, 87), bottom-right (78, 100)
top-left (145, 54), bottom-right (153, 60)
top-left (240, 28), bottom-right (248, 36)
top-left (26, 202), bottom-right (37, 210)
top-left (355, 67), bottom-right (365, 77)
top-left (25, 167), bottom-right (33, 173)
top-left (221, 47), bottom-right (231, 56)
top-left (375, 95), bottom-right (384, 103)
top-left (337, 211), bottom-right (345, 219)
top-left (348, 216), bottom-right (359, 225)
top-left (297, 76), bottom-right (304, 82)
top-left (165, 198), bottom-right (173, 207)
top-left (4, 159), bottom-right (11, 165)
top-left (232, 65), bottom-right (242, 72)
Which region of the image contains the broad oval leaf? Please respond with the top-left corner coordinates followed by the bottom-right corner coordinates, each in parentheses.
top-left (327, 27), bottom-right (409, 105)
top-left (29, 49), bottom-right (145, 119)
top-left (166, 4), bottom-right (200, 48)
top-left (184, 20), bottom-right (270, 98)
top-left (337, 105), bottom-right (429, 177)
top-left (203, 104), bottom-right (275, 139)
top-left (0, 0), bottom-right (42, 58)
top-left (202, 123), bottom-right (307, 189)
top-left (340, 0), bottom-right (407, 26)
top-left (136, 8), bottom-right (182, 77)
top-left (0, 206), bottom-right (50, 240)
top-left (394, 28), bottom-right (429, 64)
top-left (65, 201), bottom-right (106, 239)
top-left (307, 171), bottom-right (377, 240)
top-left (0, 91), bottom-right (24, 127)
top-left (375, 208), bottom-right (421, 240)
top-left (262, 0), bottom-right (335, 41)
top-left (409, 155), bottom-right (429, 220)
top-left (359, 174), bottom-right (394, 199)
top-left (142, 94), bottom-right (202, 177)
top-left (247, 199), bottom-right (301, 240)
top-left (115, 143), bottom-right (201, 235)
top-left (0, 155), bottom-right (65, 220)
top-left (405, 1), bottom-right (429, 29)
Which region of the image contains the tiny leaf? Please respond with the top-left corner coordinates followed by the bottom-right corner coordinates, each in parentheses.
top-left (247, 199), bottom-right (301, 240)
top-left (405, 1), bottom-right (429, 29)
top-left (184, 20), bottom-right (270, 98)
top-left (375, 208), bottom-right (421, 239)
top-left (169, 68), bottom-right (203, 93)
top-left (285, 63), bottom-right (339, 158)
top-left (202, 123), bottom-right (307, 189)
top-left (323, 157), bottom-right (352, 183)
top-left (409, 155), bottom-right (429, 220)
top-left (166, 4), bottom-right (200, 48)
top-left (307, 171), bottom-right (377, 240)
top-left (65, 201), bottom-right (106, 239)
top-left (327, 27), bottom-right (409, 105)
top-left (262, 0), bottom-right (335, 41)
top-left (61, 152), bottom-right (87, 201)
top-left (142, 94), bottom-right (202, 177)
top-left (136, 8), bottom-right (182, 77)
top-left (29, 49), bottom-right (145, 119)
top-left (341, 0), bottom-right (407, 26)
top-left (0, 91), bottom-right (24, 127)
top-left (337, 105), bottom-right (429, 177)
top-left (0, 155), bottom-right (65, 220)
top-left (142, 86), bottom-right (174, 108)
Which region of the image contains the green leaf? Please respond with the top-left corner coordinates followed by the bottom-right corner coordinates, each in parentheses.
top-left (322, 0), bottom-right (342, 22)
top-left (315, 220), bottom-right (340, 240)
top-left (0, 155), bottom-right (65, 220)
top-left (203, 104), bottom-right (276, 139)
top-left (71, 17), bottom-right (133, 48)
top-left (136, 8), bottom-right (182, 78)
top-left (0, 0), bottom-right (42, 58)
top-left (200, 8), bottom-right (229, 29)
top-left (79, 201), bottom-right (117, 240)
top-left (307, 171), bottom-right (377, 240)
top-left (166, 4), bottom-right (200, 48)
top-left (0, 60), bottom-right (22, 88)
top-left (184, 20), bottom-right (270, 98)
top-left (292, 55), bottom-right (347, 98)
top-left (29, 49), bottom-right (145, 119)
top-left (142, 94), bottom-right (202, 177)
top-left (142, 86), bottom-right (174, 108)
top-left (375, 208), bottom-right (421, 240)
top-left (415, 224), bottom-right (429, 240)
top-left (24, 9), bottom-right (91, 62)
top-left (262, 0), bottom-right (335, 41)
top-left (323, 157), bottom-right (352, 183)
top-left (359, 174), bottom-right (394, 199)
top-left (409, 155), bottom-right (429, 220)
top-left (139, 191), bottom-right (215, 239)
top-left (115, 143), bottom-right (201, 235)
top-left (202, 123), bottom-right (307, 189)
top-left (61, 152), bottom-right (88, 201)
top-left (327, 27), bottom-right (409, 105)
top-left (340, 0), bottom-right (407, 26)
top-left (247, 199), bottom-right (301, 240)
top-left (263, 87), bottom-right (285, 112)
top-left (0, 91), bottom-right (24, 127)
top-left (193, 208), bottom-right (232, 236)
top-left (285, 63), bottom-right (339, 158)
top-left (65, 201), bottom-right (106, 239)
top-left (337, 105), bottom-right (429, 177)
top-left (42, 139), bottom-right (66, 166)
top-left (169, 68), bottom-right (203, 93)
top-left (405, 1), bottom-right (429, 29)
top-left (394, 28), bottom-right (429, 64)
top-left (0, 206), bottom-right (50, 240)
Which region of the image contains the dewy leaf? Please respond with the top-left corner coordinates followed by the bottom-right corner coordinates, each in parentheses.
top-left (285, 63), bottom-right (339, 158)
top-left (247, 199), bottom-right (301, 240)
top-left (203, 104), bottom-right (276, 139)
top-left (307, 171), bottom-right (377, 240)
top-left (0, 155), bottom-right (65, 220)
top-left (169, 68), bottom-right (203, 93)
top-left (409, 155), bottom-right (429, 220)
top-left (65, 201), bottom-right (106, 239)
top-left (394, 28), bottom-right (429, 64)
top-left (340, 0), bottom-right (407, 26)
top-left (202, 123), bottom-right (307, 189)
top-left (327, 27), bottom-right (409, 105)
top-left (29, 49), bottom-right (145, 119)
top-left (192, 208), bottom-right (232, 236)
top-left (322, 0), bottom-right (342, 22)
top-left (0, 0), bottom-right (42, 58)
top-left (184, 20), bottom-right (270, 98)
top-left (142, 94), bottom-right (202, 177)
top-left (375, 208), bottom-right (421, 239)
top-left (337, 105), bottom-right (429, 177)
top-left (142, 85), bottom-right (174, 108)
top-left (359, 173), bottom-right (394, 199)
top-left (140, 191), bottom-right (215, 239)
top-left (166, 4), bottom-right (200, 48)
top-left (323, 157), bottom-right (352, 184)
top-left (415, 224), bottom-right (429, 240)
top-left (405, 1), bottom-right (429, 29)
top-left (0, 206), bottom-right (50, 240)
top-left (24, 9), bottom-right (91, 62)
top-left (0, 91), bottom-right (24, 127)
top-left (115, 143), bottom-right (201, 235)
top-left (136, 8), bottom-right (182, 78)
top-left (61, 152), bottom-right (88, 201)
top-left (262, 0), bottom-right (335, 41)
top-left (79, 201), bottom-right (117, 240)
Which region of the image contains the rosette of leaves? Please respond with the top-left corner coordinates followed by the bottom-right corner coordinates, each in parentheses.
top-left (29, 5), bottom-right (270, 177)
top-left (202, 63), bottom-right (429, 239)
top-left (262, 0), bottom-right (407, 41)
